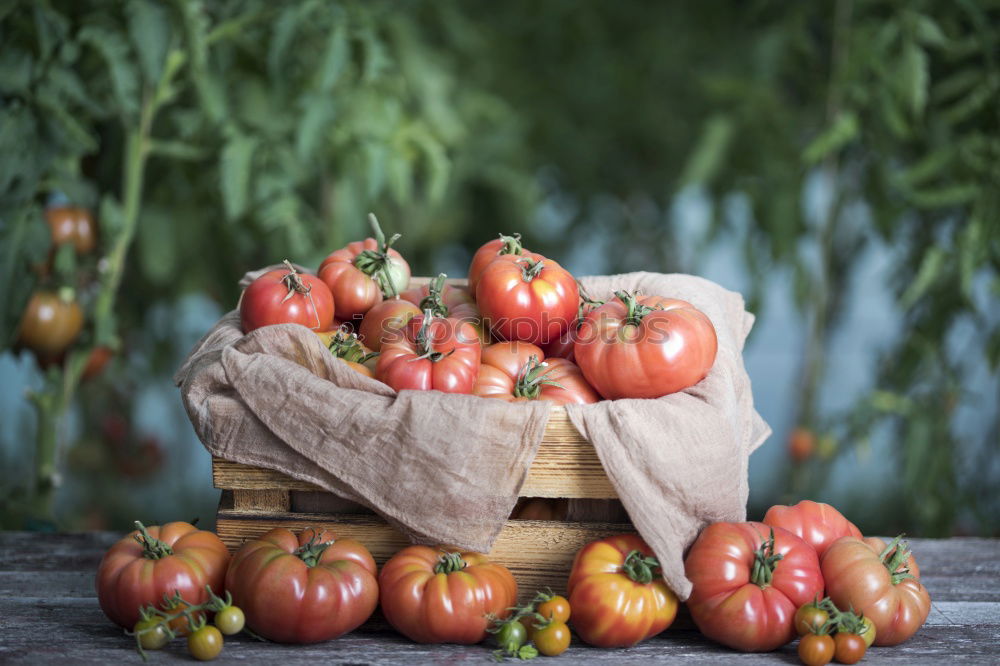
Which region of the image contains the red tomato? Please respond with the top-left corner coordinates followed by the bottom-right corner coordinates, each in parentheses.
top-left (317, 214), bottom-right (410, 320)
top-left (240, 261), bottom-right (335, 333)
top-left (379, 546), bottom-right (518, 644)
top-left (789, 427), bottom-right (816, 463)
top-left (225, 526), bottom-right (378, 643)
top-left (376, 313), bottom-right (481, 393)
top-left (357, 298), bottom-right (421, 351)
top-left (541, 289), bottom-right (604, 362)
top-left (18, 290), bottom-right (84, 356)
top-left (684, 522), bottom-right (824, 652)
top-left (46, 205), bottom-right (97, 254)
top-left (401, 274), bottom-right (486, 343)
top-left (476, 252), bottom-right (579, 346)
top-left (96, 521), bottom-right (230, 629)
top-left (799, 633), bottom-right (835, 666)
top-left (833, 633), bottom-right (867, 664)
top-left (567, 534), bottom-right (678, 647)
top-left (763, 500), bottom-right (862, 559)
top-left (473, 341), bottom-right (599, 405)
top-left (575, 291), bottom-right (718, 399)
top-left (467, 233), bottom-right (524, 295)
top-left (821, 535), bottom-right (931, 646)
top-left (82, 345), bottom-right (114, 380)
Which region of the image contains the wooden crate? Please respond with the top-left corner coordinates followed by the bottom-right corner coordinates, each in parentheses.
top-left (212, 277), bottom-right (633, 596)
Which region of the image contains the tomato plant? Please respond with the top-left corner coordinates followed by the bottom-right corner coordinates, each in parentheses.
top-left (187, 624), bottom-right (223, 661)
top-left (575, 291), bottom-right (718, 399)
top-left (467, 233), bottom-right (524, 295)
top-left (476, 252), bottom-right (579, 346)
top-left (18, 290), bottom-right (84, 357)
top-left (240, 260), bottom-right (335, 333)
top-left (376, 313), bottom-right (481, 393)
top-left (357, 298), bottom-right (420, 351)
top-left (379, 546), bottom-right (518, 644)
top-left (799, 633), bottom-right (835, 666)
top-left (225, 526), bottom-right (378, 643)
top-left (567, 534), bottom-right (678, 647)
top-left (684, 522), bottom-right (824, 652)
top-left (822, 535), bottom-right (931, 646)
top-left (317, 214), bottom-right (410, 320)
top-left (96, 521), bottom-right (230, 629)
top-left (763, 500), bottom-right (862, 559)
top-left (46, 205), bottom-right (96, 254)
top-left (473, 341), bottom-right (599, 405)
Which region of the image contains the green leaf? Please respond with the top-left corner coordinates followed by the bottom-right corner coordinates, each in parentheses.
top-left (913, 14), bottom-right (947, 47)
top-left (78, 25), bottom-right (140, 118)
top-left (0, 47), bottom-right (35, 93)
top-left (220, 132), bottom-right (257, 220)
top-left (32, 4), bottom-right (70, 60)
top-left (267, 0), bottom-right (320, 81)
top-left (317, 19), bottom-right (349, 91)
top-left (679, 114), bottom-right (734, 186)
top-left (148, 139), bottom-right (207, 161)
top-left (802, 112), bottom-right (859, 164)
top-left (897, 149), bottom-right (953, 187)
top-left (901, 246), bottom-right (946, 308)
top-left (898, 40), bottom-right (928, 119)
top-left (295, 95), bottom-right (335, 161)
top-left (908, 184), bottom-right (979, 209)
top-left (127, 0), bottom-right (171, 84)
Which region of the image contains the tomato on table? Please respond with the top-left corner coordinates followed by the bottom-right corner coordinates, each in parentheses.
top-left (763, 499), bottom-right (862, 559)
top-left (240, 260), bottom-right (335, 333)
top-left (533, 620), bottom-right (571, 656)
top-left (684, 522), bottom-right (824, 652)
top-left (798, 632), bottom-right (835, 666)
top-left (379, 546), bottom-right (518, 644)
top-left (468, 233), bottom-right (525, 294)
top-left (376, 312), bottom-right (481, 393)
top-left (473, 341), bottom-right (599, 405)
top-left (833, 632), bottom-right (867, 664)
top-left (187, 624), bottom-right (223, 661)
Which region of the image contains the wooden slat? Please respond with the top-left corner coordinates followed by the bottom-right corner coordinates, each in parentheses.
top-left (232, 489), bottom-right (290, 512)
top-left (215, 503), bottom-right (634, 598)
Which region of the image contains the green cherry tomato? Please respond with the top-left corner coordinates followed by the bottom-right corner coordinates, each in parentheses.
top-left (534, 621), bottom-right (571, 656)
top-left (187, 625), bottom-right (223, 661)
top-left (134, 618), bottom-right (170, 650)
top-left (494, 620), bottom-right (527, 652)
top-left (214, 606), bottom-right (245, 635)
top-left (859, 617), bottom-right (876, 648)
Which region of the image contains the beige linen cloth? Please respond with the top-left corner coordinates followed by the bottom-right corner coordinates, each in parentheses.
top-left (175, 267), bottom-right (769, 600)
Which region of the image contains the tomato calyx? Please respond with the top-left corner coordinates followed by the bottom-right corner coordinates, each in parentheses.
top-left (498, 233), bottom-right (523, 257)
top-left (133, 521), bottom-right (174, 560)
top-left (277, 260), bottom-right (324, 330)
top-left (418, 273), bottom-right (451, 318)
top-left (353, 213), bottom-right (404, 298)
top-left (878, 534), bottom-right (917, 584)
top-left (326, 327), bottom-right (378, 365)
top-left (517, 257), bottom-right (546, 282)
top-left (749, 528), bottom-right (784, 588)
top-left (411, 310), bottom-right (455, 363)
top-left (513, 356), bottom-right (565, 399)
top-left (293, 532), bottom-right (336, 567)
top-left (622, 549), bottom-right (661, 584)
top-left (433, 552), bottom-right (467, 574)
top-left (614, 290), bottom-right (660, 327)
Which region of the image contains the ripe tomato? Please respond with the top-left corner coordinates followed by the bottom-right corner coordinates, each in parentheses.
top-left (18, 290), bottom-right (84, 357)
top-left (684, 522), bottom-right (824, 652)
top-left (794, 600), bottom-right (830, 635)
top-left (567, 534), bottom-right (678, 647)
top-left (541, 289), bottom-right (604, 362)
top-left (318, 214), bottom-right (410, 320)
top-left (476, 252), bottom-right (579, 346)
top-left (534, 621), bottom-right (571, 656)
top-left (402, 274), bottom-right (487, 344)
top-left (240, 261), bottom-right (335, 333)
top-left (821, 535), bottom-right (931, 646)
top-left (225, 526), bottom-right (378, 643)
top-left (763, 500), bottom-right (862, 559)
top-left (46, 205), bottom-right (96, 254)
top-left (376, 313), bottom-right (481, 393)
top-left (96, 521), bottom-right (230, 629)
top-left (187, 624), bottom-right (223, 661)
top-left (473, 341), bottom-right (600, 405)
top-left (537, 593), bottom-right (571, 624)
top-left (468, 233), bottom-right (525, 295)
top-left (379, 546), bottom-right (518, 644)
top-left (789, 427), bottom-right (816, 463)
top-left (833, 633), bottom-right (866, 664)
top-left (357, 298), bottom-right (420, 351)
top-left (512, 498), bottom-right (567, 521)
top-left (798, 633), bottom-right (835, 666)
top-left (82, 345), bottom-right (114, 380)
top-left (575, 291), bottom-right (718, 399)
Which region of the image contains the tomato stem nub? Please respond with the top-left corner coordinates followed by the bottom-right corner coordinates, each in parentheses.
top-left (434, 552), bottom-right (467, 574)
top-left (133, 521), bottom-right (174, 560)
top-left (294, 531), bottom-right (335, 567)
top-left (879, 534), bottom-right (917, 584)
top-left (622, 549), bottom-right (660, 584)
top-left (749, 528), bottom-right (784, 588)
top-left (419, 273), bottom-right (451, 318)
top-left (279, 259), bottom-right (323, 330)
top-left (411, 309), bottom-right (453, 363)
top-left (517, 257), bottom-right (545, 282)
top-left (614, 290), bottom-right (657, 327)
top-left (353, 213), bottom-right (404, 298)
top-left (513, 356), bottom-right (564, 399)
top-left (498, 233), bottom-right (523, 257)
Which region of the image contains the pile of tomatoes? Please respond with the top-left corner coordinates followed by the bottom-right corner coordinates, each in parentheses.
top-left (239, 215), bottom-right (720, 401)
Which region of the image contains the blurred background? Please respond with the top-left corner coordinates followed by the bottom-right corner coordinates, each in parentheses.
top-left (1, 1), bottom-right (997, 536)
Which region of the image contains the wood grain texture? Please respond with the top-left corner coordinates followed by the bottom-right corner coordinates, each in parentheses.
top-left (0, 532), bottom-right (997, 663)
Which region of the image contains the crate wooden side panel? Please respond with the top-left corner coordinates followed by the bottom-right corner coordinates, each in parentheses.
top-left (212, 408), bottom-right (615, 499)
top-left (216, 496), bottom-right (633, 597)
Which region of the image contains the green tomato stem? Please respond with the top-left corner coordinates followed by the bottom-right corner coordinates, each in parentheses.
top-left (749, 528), bottom-right (784, 588)
top-left (133, 521), bottom-right (174, 560)
top-left (434, 552), bottom-right (467, 574)
top-left (418, 273), bottom-right (450, 318)
top-left (621, 549), bottom-right (660, 584)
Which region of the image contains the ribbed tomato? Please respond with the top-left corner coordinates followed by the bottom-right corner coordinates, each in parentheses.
top-left (317, 214), bottom-right (410, 320)
top-left (763, 500), bottom-right (862, 559)
top-left (476, 252), bottom-right (578, 346)
top-left (473, 341), bottom-right (599, 405)
top-left (376, 313), bottom-right (481, 393)
top-left (401, 274), bottom-right (486, 343)
top-left (225, 526), bottom-right (378, 643)
top-left (467, 233), bottom-right (525, 295)
top-left (240, 261), bottom-right (335, 333)
top-left (357, 298), bottom-right (420, 351)
top-left (379, 546), bottom-right (518, 644)
top-left (567, 534), bottom-right (678, 647)
top-left (575, 291), bottom-right (718, 399)
top-left (684, 522), bottom-right (824, 652)
top-left (96, 521), bottom-right (230, 629)
top-left (821, 535), bottom-right (931, 646)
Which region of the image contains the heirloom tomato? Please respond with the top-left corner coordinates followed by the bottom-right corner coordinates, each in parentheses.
top-left (46, 204), bottom-right (97, 254)
top-left (476, 252), bottom-right (579, 346)
top-left (379, 546), bottom-right (518, 644)
top-left (317, 213), bottom-right (410, 320)
top-left (763, 500), bottom-right (862, 559)
top-left (240, 261), bottom-right (335, 333)
top-left (357, 298), bottom-right (420, 351)
top-left (684, 522), bottom-right (824, 652)
top-left (467, 233), bottom-right (525, 294)
top-left (402, 273), bottom-right (486, 343)
top-left (821, 535), bottom-right (931, 646)
top-left (18, 290), bottom-right (84, 356)
top-left (575, 291), bottom-right (718, 399)
top-left (566, 534), bottom-right (678, 647)
top-left (376, 312), bottom-right (481, 393)
top-left (96, 521), bottom-right (230, 629)
top-left (473, 341), bottom-right (599, 405)
top-left (225, 526), bottom-right (378, 643)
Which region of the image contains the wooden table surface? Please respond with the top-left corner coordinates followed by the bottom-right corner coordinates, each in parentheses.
top-left (1, 532), bottom-right (997, 664)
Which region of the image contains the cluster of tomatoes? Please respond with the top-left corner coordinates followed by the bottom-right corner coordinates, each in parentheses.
top-left (239, 215), bottom-right (719, 402)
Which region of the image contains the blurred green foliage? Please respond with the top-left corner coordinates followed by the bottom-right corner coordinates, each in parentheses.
top-left (0, 0), bottom-right (997, 535)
